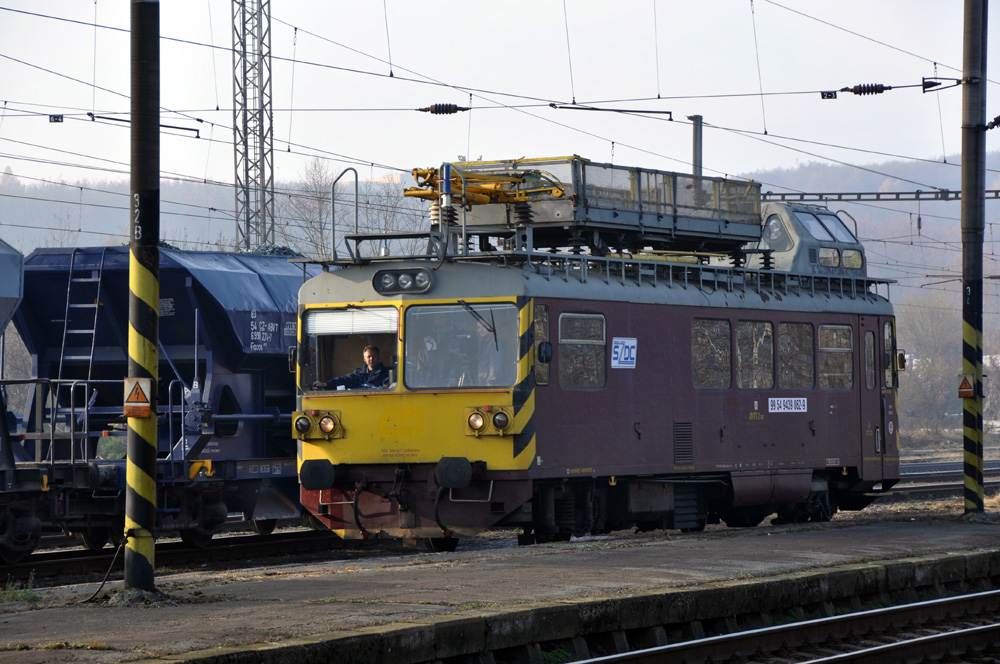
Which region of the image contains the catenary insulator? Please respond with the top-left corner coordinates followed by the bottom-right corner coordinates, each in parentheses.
top-left (416, 104), bottom-right (470, 115)
top-left (762, 250), bottom-right (774, 271)
top-left (842, 83), bottom-right (890, 96)
top-left (514, 201), bottom-right (534, 225)
top-left (429, 200), bottom-right (442, 226)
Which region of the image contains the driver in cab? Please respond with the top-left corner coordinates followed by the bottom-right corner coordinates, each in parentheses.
top-left (312, 345), bottom-right (390, 390)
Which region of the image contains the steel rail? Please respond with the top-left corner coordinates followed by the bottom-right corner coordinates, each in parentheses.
top-left (798, 621), bottom-right (1000, 663)
top-left (578, 589), bottom-right (1000, 664)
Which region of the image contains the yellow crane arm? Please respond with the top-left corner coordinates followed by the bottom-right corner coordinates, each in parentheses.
top-left (404, 167), bottom-right (565, 205)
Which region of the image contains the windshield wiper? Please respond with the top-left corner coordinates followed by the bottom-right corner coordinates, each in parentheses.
top-left (457, 300), bottom-right (498, 351)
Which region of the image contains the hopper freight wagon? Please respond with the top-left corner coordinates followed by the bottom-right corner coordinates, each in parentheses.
top-left (0, 246), bottom-right (317, 563)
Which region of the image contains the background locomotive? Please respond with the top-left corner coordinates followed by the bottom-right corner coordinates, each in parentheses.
top-left (0, 245), bottom-right (317, 563)
top-left (293, 156), bottom-right (900, 550)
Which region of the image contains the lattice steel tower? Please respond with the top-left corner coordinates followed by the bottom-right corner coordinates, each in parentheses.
top-left (232, 0), bottom-right (275, 249)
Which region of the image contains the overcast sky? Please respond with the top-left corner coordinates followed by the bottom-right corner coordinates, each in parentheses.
top-left (0, 1), bottom-right (996, 192)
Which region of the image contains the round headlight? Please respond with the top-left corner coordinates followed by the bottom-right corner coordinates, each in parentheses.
top-left (294, 416), bottom-right (312, 434)
top-left (468, 412), bottom-right (485, 431)
top-left (414, 271), bottom-right (431, 289)
top-left (492, 411), bottom-right (510, 430)
top-left (379, 273), bottom-right (397, 290)
top-left (397, 273), bottom-right (414, 289)
top-left (319, 416), bottom-right (336, 434)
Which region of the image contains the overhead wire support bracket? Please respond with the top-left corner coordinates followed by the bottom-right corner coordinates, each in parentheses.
top-left (549, 103), bottom-right (673, 119)
top-left (85, 112), bottom-right (201, 138)
top-left (922, 76), bottom-right (974, 93)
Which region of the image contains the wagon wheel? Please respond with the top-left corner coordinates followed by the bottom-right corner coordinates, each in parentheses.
top-left (811, 491), bottom-right (836, 523)
top-left (424, 537), bottom-right (459, 553)
top-left (179, 527), bottom-right (214, 549)
top-left (0, 543), bottom-right (27, 566)
top-left (679, 520), bottom-right (707, 533)
top-left (74, 526), bottom-right (111, 551)
top-left (249, 519), bottom-right (277, 536)
top-left (721, 508), bottom-right (771, 528)
top-left (0, 510), bottom-right (39, 565)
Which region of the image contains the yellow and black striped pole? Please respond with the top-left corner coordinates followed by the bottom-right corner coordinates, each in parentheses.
top-left (125, 0), bottom-right (160, 590)
top-left (962, 314), bottom-right (984, 514)
top-left (960, 0), bottom-right (987, 514)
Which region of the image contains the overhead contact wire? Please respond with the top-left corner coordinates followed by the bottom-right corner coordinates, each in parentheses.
top-left (562, 0), bottom-right (577, 104)
top-left (749, 0), bottom-right (768, 135)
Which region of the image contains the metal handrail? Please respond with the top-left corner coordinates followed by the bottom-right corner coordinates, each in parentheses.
top-left (331, 168), bottom-right (359, 261)
top-left (1, 377), bottom-right (124, 466)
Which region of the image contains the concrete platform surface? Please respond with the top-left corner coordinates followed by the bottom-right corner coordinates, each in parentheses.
top-left (1, 517), bottom-right (999, 663)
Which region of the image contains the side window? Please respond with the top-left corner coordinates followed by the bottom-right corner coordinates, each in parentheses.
top-left (302, 307), bottom-right (399, 391)
top-left (883, 321), bottom-right (897, 389)
top-left (534, 304), bottom-right (550, 386)
top-left (692, 319), bottom-right (731, 389)
top-left (865, 331), bottom-right (876, 390)
top-left (778, 322), bottom-right (814, 389)
top-left (558, 314), bottom-right (606, 389)
top-left (736, 321), bottom-right (773, 389)
top-left (819, 325), bottom-right (853, 390)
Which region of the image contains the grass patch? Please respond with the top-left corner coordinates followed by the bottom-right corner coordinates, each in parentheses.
top-left (40, 641), bottom-right (112, 650)
top-left (0, 641), bottom-right (112, 652)
top-left (1, 572), bottom-right (37, 603)
top-left (541, 646), bottom-right (572, 663)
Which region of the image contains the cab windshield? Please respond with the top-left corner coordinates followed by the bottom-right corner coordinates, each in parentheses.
top-left (404, 303), bottom-right (519, 389)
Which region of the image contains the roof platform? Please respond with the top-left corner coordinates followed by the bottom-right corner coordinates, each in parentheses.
top-left (405, 156), bottom-right (763, 253)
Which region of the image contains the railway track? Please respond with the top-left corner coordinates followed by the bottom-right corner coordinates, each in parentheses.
top-left (580, 589), bottom-right (1000, 664)
top-left (890, 461), bottom-right (1000, 499)
top-left (1, 529), bottom-right (368, 583)
top-left (1, 462), bottom-right (990, 587)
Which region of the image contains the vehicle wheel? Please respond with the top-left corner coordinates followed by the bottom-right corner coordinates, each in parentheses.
top-left (679, 520), bottom-right (707, 533)
top-left (722, 508), bottom-right (770, 528)
top-left (302, 513), bottom-right (328, 531)
top-left (811, 492), bottom-right (836, 522)
top-left (0, 511), bottom-right (40, 565)
top-left (179, 527), bottom-right (214, 549)
top-left (74, 526), bottom-right (110, 551)
top-left (249, 519), bottom-right (276, 536)
top-left (0, 544), bottom-right (27, 565)
top-left (424, 537), bottom-right (459, 552)
top-left (533, 528), bottom-right (572, 544)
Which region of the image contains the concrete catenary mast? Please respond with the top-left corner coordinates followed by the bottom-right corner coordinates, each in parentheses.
top-left (961, 0), bottom-right (988, 514)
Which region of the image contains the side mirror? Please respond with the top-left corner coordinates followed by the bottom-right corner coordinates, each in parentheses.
top-left (896, 350), bottom-right (906, 372)
top-left (536, 341), bottom-right (553, 364)
top-left (288, 346), bottom-right (297, 373)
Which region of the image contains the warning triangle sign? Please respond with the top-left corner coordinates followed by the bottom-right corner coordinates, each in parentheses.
top-left (126, 381), bottom-right (149, 404)
top-left (124, 378), bottom-right (152, 418)
top-left (959, 375), bottom-right (974, 398)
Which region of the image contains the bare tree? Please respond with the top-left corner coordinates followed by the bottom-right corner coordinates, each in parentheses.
top-left (896, 288), bottom-right (962, 440)
top-left (339, 178), bottom-right (427, 257)
top-left (274, 158), bottom-right (332, 257)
